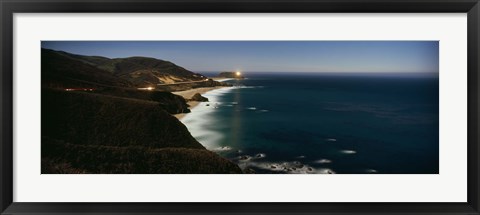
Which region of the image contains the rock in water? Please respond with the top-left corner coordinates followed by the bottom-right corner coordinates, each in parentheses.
top-left (191, 93), bottom-right (209, 102)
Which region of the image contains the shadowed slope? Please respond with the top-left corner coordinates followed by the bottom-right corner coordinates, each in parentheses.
top-left (42, 141), bottom-right (242, 174)
top-left (42, 89), bottom-right (201, 149)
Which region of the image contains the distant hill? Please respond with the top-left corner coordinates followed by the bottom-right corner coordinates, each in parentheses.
top-left (42, 49), bottom-right (133, 89)
top-left (42, 48), bottom-right (207, 87)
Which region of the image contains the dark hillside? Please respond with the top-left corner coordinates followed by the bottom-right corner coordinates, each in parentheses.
top-left (42, 48), bottom-right (207, 86)
top-left (112, 57), bottom-right (199, 77)
top-left (42, 141), bottom-right (242, 174)
top-left (110, 57), bottom-right (206, 86)
top-left (41, 49), bottom-right (242, 174)
top-left (50, 50), bottom-right (112, 67)
top-left (93, 88), bottom-right (191, 114)
top-left (42, 89), bottom-right (201, 149)
top-left (41, 49), bottom-right (132, 88)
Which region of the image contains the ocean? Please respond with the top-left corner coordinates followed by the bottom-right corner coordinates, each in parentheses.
top-left (181, 72), bottom-right (439, 174)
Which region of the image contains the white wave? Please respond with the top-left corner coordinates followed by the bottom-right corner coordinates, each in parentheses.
top-left (247, 107), bottom-right (257, 110)
top-left (212, 146), bottom-right (233, 152)
top-left (237, 155), bottom-right (252, 162)
top-left (233, 85), bottom-right (264, 89)
top-left (314, 168), bottom-right (336, 174)
top-left (314, 159), bottom-right (332, 164)
top-left (326, 138), bottom-right (337, 142)
top-left (254, 153), bottom-right (266, 158)
top-left (365, 169), bottom-right (378, 173)
top-left (246, 161), bottom-right (334, 174)
top-left (180, 87), bottom-right (235, 149)
top-left (258, 109), bottom-right (269, 113)
top-left (181, 85), bottom-right (262, 150)
top-left (215, 78), bottom-right (234, 82)
top-left (295, 155), bottom-right (306, 159)
top-left (340, 150), bottom-right (357, 154)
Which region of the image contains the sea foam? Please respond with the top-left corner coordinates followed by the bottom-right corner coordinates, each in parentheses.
top-left (314, 159), bottom-right (332, 164)
top-left (340, 150), bottom-right (357, 154)
top-left (181, 87), bottom-right (235, 150)
top-left (246, 160), bottom-right (335, 174)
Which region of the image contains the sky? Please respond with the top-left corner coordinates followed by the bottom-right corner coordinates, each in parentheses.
top-left (41, 41), bottom-right (439, 74)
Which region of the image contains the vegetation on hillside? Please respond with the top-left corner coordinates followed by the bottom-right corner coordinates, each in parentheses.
top-left (42, 49), bottom-right (132, 88)
top-left (42, 48), bottom-right (207, 87)
top-left (41, 49), bottom-right (242, 174)
top-left (42, 140), bottom-right (242, 174)
top-left (42, 89), bottom-right (201, 149)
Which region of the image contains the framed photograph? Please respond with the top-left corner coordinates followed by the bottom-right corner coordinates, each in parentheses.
top-left (1, 0), bottom-right (479, 214)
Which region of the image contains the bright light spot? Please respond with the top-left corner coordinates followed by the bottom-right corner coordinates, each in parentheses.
top-left (236, 71), bottom-right (241, 76)
top-left (147, 87), bottom-right (154, 90)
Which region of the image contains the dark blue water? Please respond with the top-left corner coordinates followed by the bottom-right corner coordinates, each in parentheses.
top-left (187, 72), bottom-right (439, 174)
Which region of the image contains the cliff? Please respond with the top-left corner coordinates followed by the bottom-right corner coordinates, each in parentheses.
top-left (42, 89), bottom-right (200, 149)
top-left (41, 89), bottom-right (242, 174)
top-left (41, 49), bottom-right (243, 174)
top-left (96, 88), bottom-right (191, 114)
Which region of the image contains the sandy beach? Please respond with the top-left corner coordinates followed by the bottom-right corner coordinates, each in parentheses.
top-left (172, 86), bottom-right (226, 119)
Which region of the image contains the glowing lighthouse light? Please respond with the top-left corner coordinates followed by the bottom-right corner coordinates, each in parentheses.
top-left (235, 71), bottom-right (241, 76)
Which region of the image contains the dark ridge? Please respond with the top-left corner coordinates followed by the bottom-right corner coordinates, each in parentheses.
top-left (42, 48), bottom-right (207, 87)
top-left (92, 88), bottom-right (191, 114)
top-left (42, 141), bottom-right (242, 174)
top-left (49, 49), bottom-right (112, 67)
top-left (42, 89), bottom-right (202, 149)
top-left (41, 49), bottom-right (243, 174)
top-left (41, 48), bottom-right (132, 89)
top-left (112, 57), bottom-right (191, 76)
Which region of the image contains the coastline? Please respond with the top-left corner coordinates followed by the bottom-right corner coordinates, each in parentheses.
top-left (174, 86), bottom-right (236, 150)
top-left (172, 86), bottom-right (227, 119)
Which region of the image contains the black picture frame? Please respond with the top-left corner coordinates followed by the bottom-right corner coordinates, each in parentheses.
top-left (1, 0), bottom-right (479, 214)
